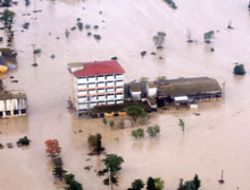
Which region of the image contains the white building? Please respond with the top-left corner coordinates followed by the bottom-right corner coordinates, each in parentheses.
top-left (129, 82), bottom-right (142, 100)
top-left (146, 82), bottom-right (157, 97)
top-left (0, 90), bottom-right (28, 118)
top-left (68, 60), bottom-right (125, 115)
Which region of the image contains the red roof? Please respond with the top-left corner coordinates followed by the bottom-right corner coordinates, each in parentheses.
top-left (73, 60), bottom-right (125, 78)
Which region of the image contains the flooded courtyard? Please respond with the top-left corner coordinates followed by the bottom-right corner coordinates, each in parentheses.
top-left (1, 0), bottom-right (250, 189)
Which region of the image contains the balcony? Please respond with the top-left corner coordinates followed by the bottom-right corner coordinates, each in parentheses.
top-left (88, 77), bottom-right (96, 82)
top-left (107, 82), bottom-right (115, 87)
top-left (77, 91), bottom-right (87, 96)
top-left (116, 81), bottom-right (124, 86)
top-left (115, 74), bottom-right (124, 80)
top-left (97, 76), bottom-right (105, 81)
top-left (97, 82), bottom-right (105, 87)
top-left (78, 97), bottom-right (87, 103)
top-left (77, 78), bottom-right (87, 84)
top-left (88, 83), bottom-right (97, 88)
top-left (116, 88), bottom-right (124, 93)
top-left (106, 75), bottom-right (115, 81)
top-left (116, 94), bottom-right (124, 99)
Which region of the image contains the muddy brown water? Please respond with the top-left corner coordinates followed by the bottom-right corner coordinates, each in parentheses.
top-left (0, 0), bottom-right (250, 189)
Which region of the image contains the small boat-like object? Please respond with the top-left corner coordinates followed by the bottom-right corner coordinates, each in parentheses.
top-left (0, 65), bottom-right (8, 74)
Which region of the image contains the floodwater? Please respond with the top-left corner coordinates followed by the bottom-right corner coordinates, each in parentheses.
top-left (0, 0), bottom-right (250, 189)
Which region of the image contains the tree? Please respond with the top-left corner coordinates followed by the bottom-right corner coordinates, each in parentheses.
top-left (64, 174), bottom-right (83, 190)
top-left (64, 174), bottom-right (75, 184)
top-left (128, 179), bottom-right (144, 190)
top-left (204, 31), bottom-right (214, 43)
top-left (52, 166), bottom-right (67, 180)
top-left (153, 32), bottom-right (166, 49)
top-left (44, 139), bottom-right (62, 157)
top-left (233, 63), bottom-right (246, 75)
top-left (102, 118), bottom-right (107, 125)
top-left (177, 178), bottom-right (185, 190)
top-left (95, 133), bottom-right (103, 152)
top-left (1, 0), bottom-right (12, 7)
top-left (154, 177), bottom-right (164, 190)
top-left (109, 120), bottom-right (115, 129)
top-left (157, 76), bottom-right (167, 82)
top-left (126, 105), bottom-right (147, 121)
top-left (17, 136), bottom-right (31, 146)
top-left (103, 154), bottom-right (124, 173)
top-left (87, 133), bottom-right (104, 154)
top-left (147, 125), bottom-right (160, 137)
top-left (1, 9), bottom-right (15, 28)
top-left (178, 119), bottom-right (185, 133)
top-left (193, 174), bottom-right (201, 190)
top-left (163, 0), bottom-right (177, 9)
top-left (146, 177), bottom-right (157, 190)
top-left (103, 174), bottom-right (118, 186)
top-left (248, 1), bottom-right (250, 10)
top-left (131, 128), bottom-right (144, 139)
top-left (66, 181), bottom-right (83, 190)
top-left (183, 181), bottom-right (196, 190)
top-left (65, 29), bottom-right (70, 38)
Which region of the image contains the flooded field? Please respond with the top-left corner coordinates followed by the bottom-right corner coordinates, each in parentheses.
top-left (1, 0), bottom-right (250, 189)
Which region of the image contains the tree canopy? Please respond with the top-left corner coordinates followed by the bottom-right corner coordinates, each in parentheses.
top-left (103, 154), bottom-right (124, 173)
top-left (126, 105), bottom-right (147, 121)
top-left (233, 63), bottom-right (246, 75)
top-left (128, 179), bottom-right (145, 190)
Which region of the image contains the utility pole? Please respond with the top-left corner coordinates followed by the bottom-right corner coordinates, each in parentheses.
top-left (31, 43), bottom-right (37, 66)
top-left (33, 0), bottom-right (36, 13)
top-left (108, 167), bottom-right (113, 190)
top-left (222, 81), bottom-right (226, 100)
top-left (218, 169), bottom-right (225, 184)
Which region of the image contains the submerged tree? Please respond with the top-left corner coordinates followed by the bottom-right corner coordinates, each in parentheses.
top-left (65, 29), bottom-right (70, 38)
top-left (127, 179), bottom-right (145, 190)
top-left (0, 0), bottom-right (12, 7)
top-left (103, 154), bottom-right (124, 173)
top-left (193, 174), bottom-right (201, 190)
top-left (154, 177), bottom-right (164, 190)
top-left (52, 166), bottom-right (67, 181)
top-left (45, 139), bottom-right (62, 157)
top-left (64, 173), bottom-right (83, 190)
top-left (147, 125), bottom-right (160, 137)
top-left (131, 128), bottom-right (144, 139)
top-left (177, 178), bottom-right (185, 190)
top-left (87, 133), bottom-right (105, 154)
top-left (178, 119), bottom-right (185, 133)
top-left (1, 9), bottom-right (15, 28)
top-left (163, 0), bottom-right (177, 9)
top-left (153, 32), bottom-right (166, 49)
top-left (203, 30), bottom-right (214, 43)
top-left (126, 105), bottom-right (147, 122)
top-left (146, 177), bottom-right (157, 190)
top-left (102, 154), bottom-right (124, 187)
top-left (233, 63), bottom-right (246, 75)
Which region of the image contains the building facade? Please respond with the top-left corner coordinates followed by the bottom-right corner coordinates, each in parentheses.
top-left (68, 60), bottom-right (125, 115)
top-left (0, 90), bottom-right (28, 118)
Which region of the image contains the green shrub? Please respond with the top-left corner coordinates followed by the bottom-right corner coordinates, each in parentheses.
top-left (147, 125), bottom-right (160, 137)
top-left (131, 128), bottom-right (144, 139)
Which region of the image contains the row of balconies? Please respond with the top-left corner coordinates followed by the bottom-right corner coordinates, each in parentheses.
top-left (75, 81), bottom-right (124, 90)
top-left (76, 74), bottom-right (124, 84)
top-left (77, 88), bottom-right (124, 97)
top-left (77, 94), bottom-right (124, 103)
top-left (77, 99), bottom-right (124, 110)
top-left (0, 99), bottom-right (27, 112)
